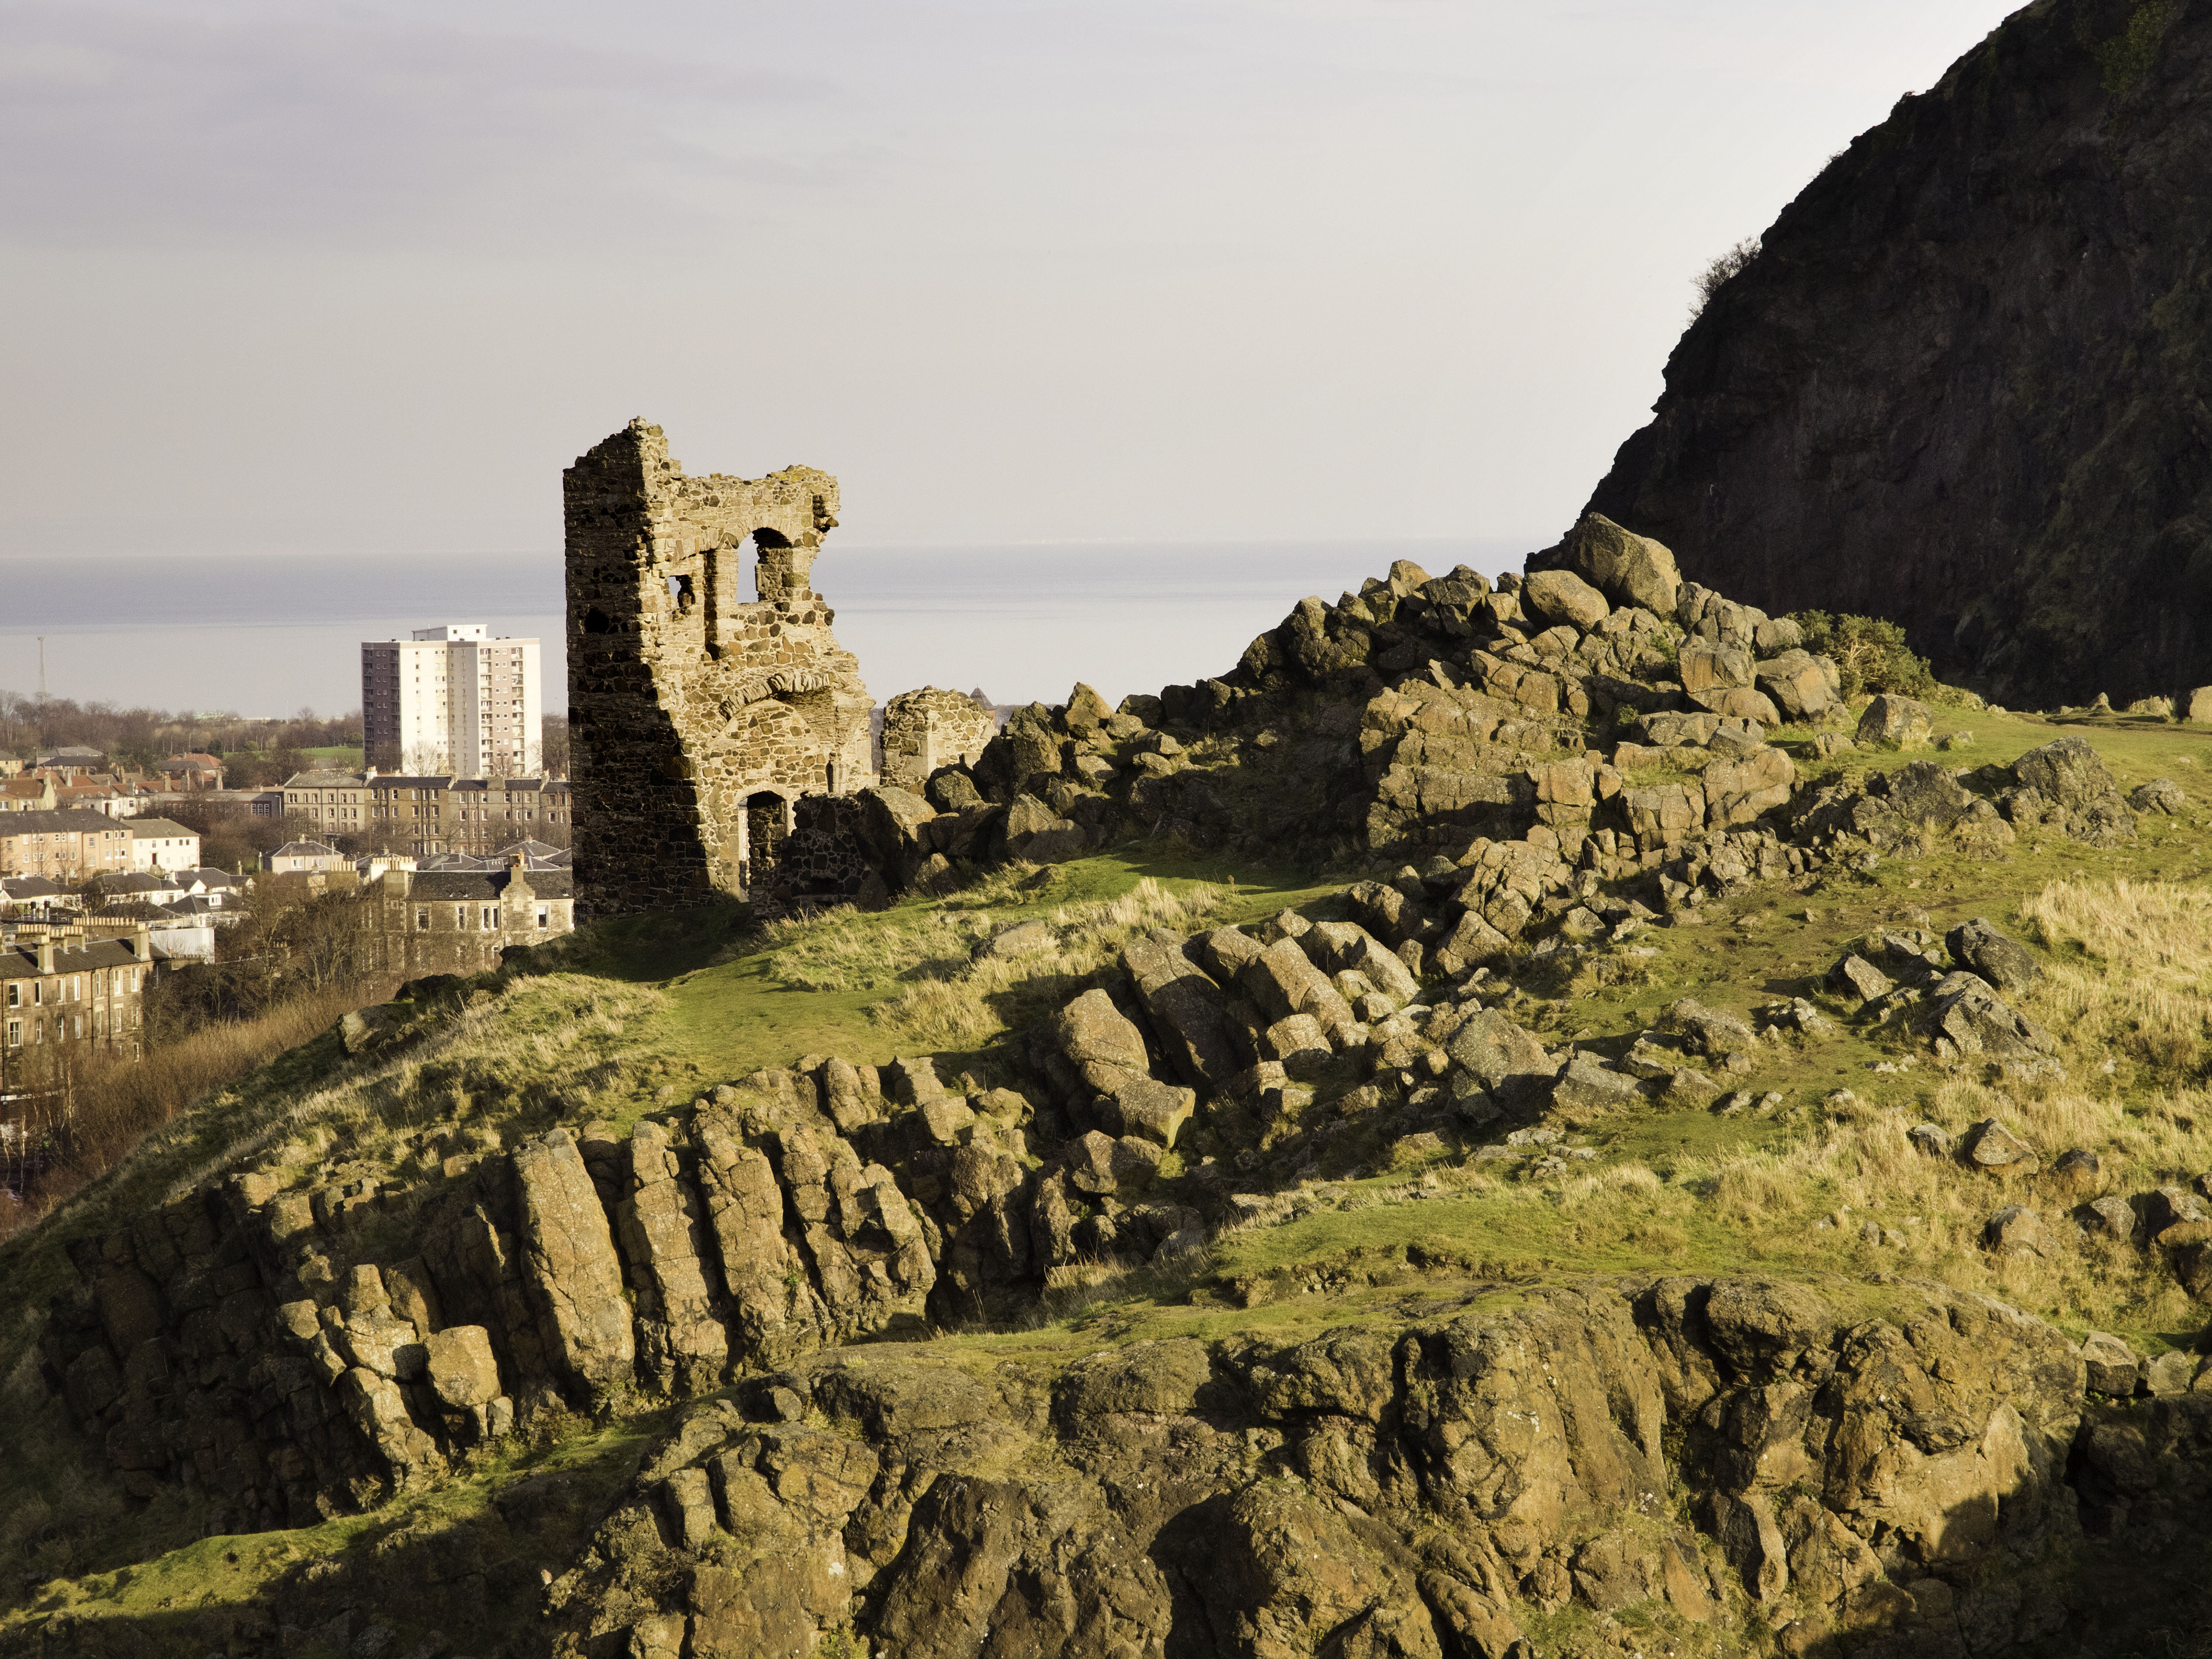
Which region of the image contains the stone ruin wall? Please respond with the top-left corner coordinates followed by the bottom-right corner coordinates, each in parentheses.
top-left (880, 686), bottom-right (999, 793)
top-left (565, 421), bottom-right (876, 916)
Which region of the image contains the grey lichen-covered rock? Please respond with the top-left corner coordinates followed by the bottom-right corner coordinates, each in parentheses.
top-left (1662, 998), bottom-right (1759, 1056)
top-left (1967, 1119), bottom-right (2040, 1176)
top-left (1856, 695), bottom-right (1935, 749)
top-left (1702, 744), bottom-right (1795, 828)
top-left (424, 1325), bottom-right (503, 1411)
top-left (1927, 973), bottom-right (2056, 1062)
top-left (2009, 735), bottom-right (2136, 846)
top-left (617, 1120), bottom-right (728, 1393)
top-left (972, 917), bottom-right (1055, 962)
top-left (1550, 1052), bottom-right (1647, 1119)
top-left (1754, 649), bottom-right (1841, 720)
top-left (1119, 933), bottom-right (1240, 1089)
top-left (1441, 1006), bottom-right (1557, 1117)
top-left (1947, 916), bottom-right (2042, 992)
top-left (2129, 777), bottom-right (2187, 814)
top-left (1983, 1205), bottom-right (2052, 1257)
top-left (1827, 953), bottom-right (1894, 1004)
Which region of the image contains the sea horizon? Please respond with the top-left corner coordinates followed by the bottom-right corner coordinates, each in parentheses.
top-left (0, 538), bottom-right (1538, 720)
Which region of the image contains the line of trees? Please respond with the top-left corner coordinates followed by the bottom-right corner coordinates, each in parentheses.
top-left (0, 690), bottom-right (361, 771)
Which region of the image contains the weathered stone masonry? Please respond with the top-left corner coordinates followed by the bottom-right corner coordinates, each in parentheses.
top-left (880, 686), bottom-right (998, 793)
top-left (565, 421), bottom-right (875, 916)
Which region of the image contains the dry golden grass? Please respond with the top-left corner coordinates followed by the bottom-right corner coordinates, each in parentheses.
top-left (1654, 876), bottom-right (2212, 1338)
top-left (2024, 876), bottom-right (2212, 1078)
top-left (3, 979), bottom-right (397, 1241)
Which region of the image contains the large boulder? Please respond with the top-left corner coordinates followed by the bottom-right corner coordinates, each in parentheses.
top-left (1857, 696), bottom-right (1934, 748)
top-left (1047, 988), bottom-right (1197, 1146)
top-left (1558, 512), bottom-right (1682, 616)
top-left (1520, 569), bottom-right (1611, 629)
top-left (2012, 734), bottom-right (2121, 807)
top-left (1119, 935), bottom-right (1241, 1088)
top-left (1926, 972), bottom-right (2055, 1061)
top-left (1703, 746), bottom-right (1795, 829)
top-left (1754, 650), bottom-right (1841, 720)
top-left (1443, 1007), bottom-right (1556, 1116)
top-left (1689, 687), bottom-right (1783, 725)
top-left (2008, 735), bottom-right (2136, 847)
top-left (1299, 920), bottom-right (1419, 1004)
top-left (511, 1128), bottom-right (637, 1404)
top-left (1239, 938), bottom-right (1358, 1036)
top-left (1679, 642), bottom-right (1754, 693)
top-left (1947, 917), bottom-right (2042, 993)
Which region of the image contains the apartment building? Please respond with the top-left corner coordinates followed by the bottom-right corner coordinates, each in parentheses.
top-left (280, 771), bottom-right (572, 858)
top-left (0, 811), bottom-right (134, 880)
top-left (0, 922), bottom-right (156, 1071)
top-left (359, 860), bottom-right (575, 976)
top-left (362, 624), bottom-right (543, 776)
top-left (127, 818), bottom-right (202, 872)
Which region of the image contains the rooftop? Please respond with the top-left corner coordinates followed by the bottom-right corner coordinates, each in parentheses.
top-left (0, 810), bottom-right (133, 836)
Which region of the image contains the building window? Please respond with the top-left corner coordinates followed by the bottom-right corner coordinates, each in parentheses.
top-left (416, 908), bottom-right (430, 931)
top-left (4, 984), bottom-right (15, 1008)
top-left (481, 905), bottom-right (496, 930)
top-left (3, 1020), bottom-right (16, 1047)
top-left (454, 906), bottom-right (467, 929)
top-left (536, 907), bottom-right (549, 928)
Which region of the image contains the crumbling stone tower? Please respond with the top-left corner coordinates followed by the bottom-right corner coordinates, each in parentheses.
top-left (565, 420), bottom-right (874, 915)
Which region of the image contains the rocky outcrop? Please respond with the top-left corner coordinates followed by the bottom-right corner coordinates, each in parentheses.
top-left (1582, 1), bottom-right (2212, 706)
top-left (810, 540), bottom-right (1846, 912)
top-left (543, 1274), bottom-right (2092, 1659)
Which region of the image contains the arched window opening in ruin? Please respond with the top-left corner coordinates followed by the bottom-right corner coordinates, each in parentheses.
top-left (667, 574), bottom-right (695, 614)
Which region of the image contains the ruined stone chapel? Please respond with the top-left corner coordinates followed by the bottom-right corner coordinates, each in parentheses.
top-left (564, 420), bottom-right (879, 915)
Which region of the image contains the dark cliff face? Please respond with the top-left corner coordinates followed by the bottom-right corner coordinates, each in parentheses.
top-left (1584, 0), bottom-right (2212, 707)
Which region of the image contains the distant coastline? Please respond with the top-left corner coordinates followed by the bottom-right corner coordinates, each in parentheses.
top-left (0, 538), bottom-right (1533, 716)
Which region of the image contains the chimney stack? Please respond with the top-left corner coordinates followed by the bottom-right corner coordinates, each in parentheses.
top-left (36, 938), bottom-right (55, 974)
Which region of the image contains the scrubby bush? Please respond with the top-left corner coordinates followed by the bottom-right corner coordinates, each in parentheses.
top-left (1688, 236), bottom-right (1760, 319)
top-left (1792, 610), bottom-right (1934, 699)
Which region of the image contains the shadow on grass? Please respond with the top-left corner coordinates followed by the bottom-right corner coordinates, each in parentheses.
top-left (7, 1410), bottom-right (670, 1659)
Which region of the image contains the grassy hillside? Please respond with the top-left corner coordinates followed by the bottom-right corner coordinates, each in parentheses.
top-left (6, 702), bottom-right (2212, 1652)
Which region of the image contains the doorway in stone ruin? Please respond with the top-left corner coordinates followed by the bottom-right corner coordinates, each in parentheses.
top-left (742, 791), bottom-right (792, 891)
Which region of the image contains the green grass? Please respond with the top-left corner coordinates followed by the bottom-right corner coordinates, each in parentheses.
top-left (649, 851), bottom-right (1342, 1084)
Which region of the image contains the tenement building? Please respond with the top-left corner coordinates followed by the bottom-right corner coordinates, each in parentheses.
top-left (280, 771), bottom-right (572, 858)
top-left (0, 922), bottom-right (156, 1081)
top-left (362, 624), bottom-right (543, 776)
top-left (358, 858), bottom-right (575, 974)
top-left (564, 420), bottom-right (876, 914)
top-left (0, 811), bottom-right (135, 881)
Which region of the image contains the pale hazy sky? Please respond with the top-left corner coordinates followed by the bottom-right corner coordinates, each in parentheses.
top-left (0, 0), bottom-right (2026, 573)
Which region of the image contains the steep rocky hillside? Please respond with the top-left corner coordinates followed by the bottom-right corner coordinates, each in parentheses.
top-left (1582, 0), bottom-right (2212, 707)
top-left (9, 530), bottom-right (2212, 1659)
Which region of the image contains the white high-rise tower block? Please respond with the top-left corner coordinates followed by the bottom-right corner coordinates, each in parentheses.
top-left (362, 624), bottom-right (544, 776)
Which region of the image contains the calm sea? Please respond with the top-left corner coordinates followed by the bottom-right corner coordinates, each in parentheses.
top-left (0, 540), bottom-right (1532, 718)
